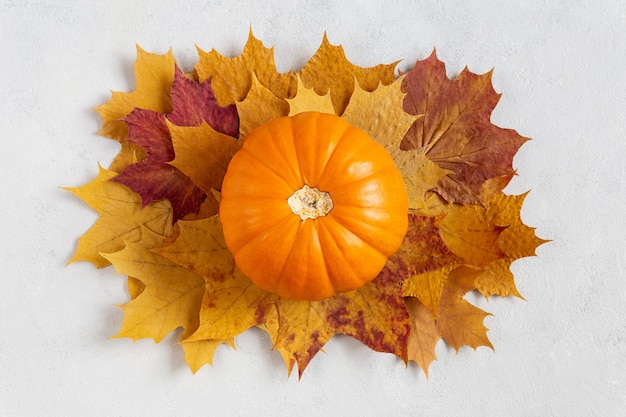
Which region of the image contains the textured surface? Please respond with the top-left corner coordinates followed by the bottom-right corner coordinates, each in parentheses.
top-left (1, 1), bottom-right (625, 416)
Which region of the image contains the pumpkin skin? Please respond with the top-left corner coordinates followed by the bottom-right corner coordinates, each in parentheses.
top-left (220, 112), bottom-right (408, 301)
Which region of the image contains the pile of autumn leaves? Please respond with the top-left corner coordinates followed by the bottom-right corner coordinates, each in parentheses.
top-left (67, 33), bottom-right (545, 377)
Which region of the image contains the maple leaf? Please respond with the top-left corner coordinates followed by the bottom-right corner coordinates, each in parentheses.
top-left (286, 76), bottom-right (335, 116)
top-left (95, 46), bottom-right (175, 143)
top-left (95, 47), bottom-right (175, 173)
top-left (387, 214), bottom-right (461, 280)
top-left (401, 51), bottom-right (529, 205)
top-left (299, 34), bottom-right (398, 115)
top-left (273, 267), bottom-right (410, 377)
top-left (341, 80), bottom-right (449, 214)
top-left (168, 121), bottom-right (241, 200)
top-left (103, 242), bottom-right (205, 341)
top-left (111, 108), bottom-right (205, 221)
top-left (112, 66), bottom-right (239, 221)
top-left (437, 204), bottom-right (507, 267)
top-left (405, 297), bottom-right (439, 376)
top-left (435, 266), bottom-right (493, 351)
top-left (181, 339), bottom-right (235, 374)
top-left (196, 29), bottom-right (297, 106)
top-left (403, 265), bottom-right (493, 362)
top-left (237, 74), bottom-right (290, 139)
top-left (154, 217), bottom-right (277, 339)
top-left (167, 65), bottom-right (239, 137)
top-left (65, 166), bottom-right (172, 268)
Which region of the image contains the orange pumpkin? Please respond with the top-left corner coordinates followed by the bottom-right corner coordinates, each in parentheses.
top-left (220, 112), bottom-right (408, 300)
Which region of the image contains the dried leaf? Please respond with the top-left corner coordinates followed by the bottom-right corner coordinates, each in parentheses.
top-left (401, 51), bottom-right (528, 205)
top-left (405, 297), bottom-right (439, 376)
top-left (402, 265), bottom-right (457, 317)
top-left (196, 29), bottom-right (297, 106)
top-left (341, 80), bottom-right (448, 213)
top-left (473, 259), bottom-right (523, 299)
top-left (287, 76), bottom-right (335, 116)
top-left (168, 121), bottom-right (241, 195)
top-left (236, 74), bottom-right (290, 139)
top-left (65, 166), bottom-right (172, 268)
top-left (483, 190), bottom-right (548, 260)
top-left (112, 108), bottom-right (206, 221)
top-left (437, 204), bottom-right (507, 267)
top-left (95, 46), bottom-right (175, 142)
top-left (274, 268), bottom-right (410, 377)
top-left (167, 66), bottom-right (239, 137)
top-left (103, 243), bottom-right (205, 341)
top-left (155, 217), bottom-right (278, 341)
top-left (299, 34), bottom-right (398, 115)
top-left (436, 265), bottom-right (493, 351)
top-left (181, 339), bottom-right (235, 374)
top-left (389, 215), bottom-right (461, 281)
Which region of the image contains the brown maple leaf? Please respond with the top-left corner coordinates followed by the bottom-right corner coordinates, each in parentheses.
top-left (401, 51), bottom-right (529, 205)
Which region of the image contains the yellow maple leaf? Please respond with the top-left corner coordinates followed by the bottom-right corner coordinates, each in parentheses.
top-left (286, 76), bottom-right (335, 116)
top-left (96, 47), bottom-right (175, 142)
top-left (484, 190), bottom-right (549, 260)
top-left (95, 47), bottom-right (176, 172)
top-left (167, 121), bottom-right (241, 195)
top-left (181, 339), bottom-right (235, 374)
top-left (473, 259), bottom-right (523, 299)
top-left (103, 242), bottom-right (233, 372)
top-left (298, 34), bottom-right (398, 115)
top-left (405, 297), bottom-right (439, 376)
top-left (103, 243), bottom-right (205, 341)
top-left (65, 166), bottom-right (172, 268)
top-left (235, 74), bottom-right (289, 139)
top-left (196, 29), bottom-right (297, 106)
top-left (154, 217), bottom-right (278, 339)
top-left (402, 265), bottom-right (456, 318)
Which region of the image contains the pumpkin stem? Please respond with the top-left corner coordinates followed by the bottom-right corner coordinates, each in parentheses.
top-left (288, 185), bottom-right (333, 221)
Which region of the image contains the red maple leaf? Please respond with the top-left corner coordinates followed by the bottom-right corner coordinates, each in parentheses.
top-left (401, 51), bottom-right (528, 205)
top-left (113, 66), bottom-right (239, 221)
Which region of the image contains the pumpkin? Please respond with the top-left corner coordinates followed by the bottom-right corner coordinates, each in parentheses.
top-left (219, 112), bottom-right (408, 300)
